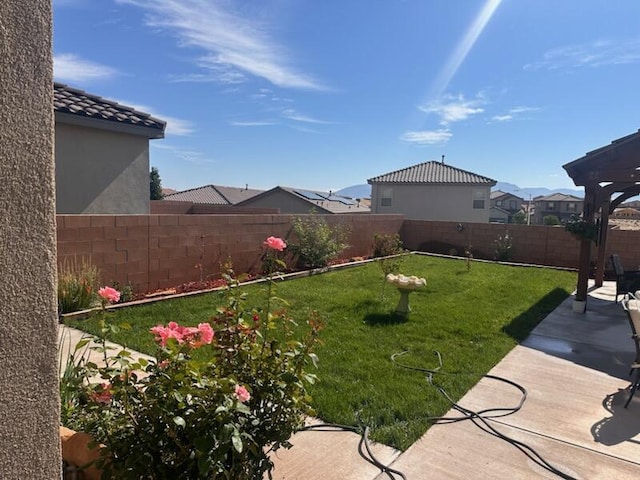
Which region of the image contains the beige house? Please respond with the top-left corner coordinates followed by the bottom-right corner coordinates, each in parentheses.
top-left (368, 161), bottom-right (496, 222)
top-left (236, 186), bottom-right (370, 214)
top-left (490, 190), bottom-right (525, 223)
top-left (532, 193), bottom-right (583, 225)
top-left (54, 83), bottom-right (166, 214)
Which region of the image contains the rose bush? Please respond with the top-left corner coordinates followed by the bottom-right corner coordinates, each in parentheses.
top-left (61, 238), bottom-right (322, 479)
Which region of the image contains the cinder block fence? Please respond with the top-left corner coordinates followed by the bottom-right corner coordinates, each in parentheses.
top-left (57, 213), bottom-right (640, 294)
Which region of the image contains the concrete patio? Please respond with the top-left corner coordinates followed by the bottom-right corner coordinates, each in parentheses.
top-left (59, 282), bottom-right (640, 479)
top-left (269, 282), bottom-right (640, 479)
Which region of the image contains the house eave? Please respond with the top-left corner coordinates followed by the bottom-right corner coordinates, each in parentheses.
top-left (55, 111), bottom-right (165, 139)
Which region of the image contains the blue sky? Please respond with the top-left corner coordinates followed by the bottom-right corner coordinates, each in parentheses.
top-left (53, 0), bottom-right (640, 193)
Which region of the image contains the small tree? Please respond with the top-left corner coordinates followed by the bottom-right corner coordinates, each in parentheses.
top-left (543, 215), bottom-right (560, 226)
top-left (511, 211), bottom-right (527, 224)
top-left (289, 214), bottom-right (350, 269)
top-left (150, 166), bottom-right (164, 200)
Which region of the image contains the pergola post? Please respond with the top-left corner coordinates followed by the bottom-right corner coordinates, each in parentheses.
top-left (575, 187), bottom-right (596, 306)
top-left (595, 199), bottom-right (610, 287)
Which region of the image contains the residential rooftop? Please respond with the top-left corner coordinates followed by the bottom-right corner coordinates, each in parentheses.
top-left (368, 160), bottom-right (496, 185)
top-left (164, 184), bottom-right (264, 205)
top-left (54, 83), bottom-right (166, 138)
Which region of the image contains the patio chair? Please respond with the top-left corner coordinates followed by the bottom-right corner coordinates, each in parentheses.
top-left (621, 294), bottom-right (640, 408)
top-left (610, 254), bottom-right (640, 303)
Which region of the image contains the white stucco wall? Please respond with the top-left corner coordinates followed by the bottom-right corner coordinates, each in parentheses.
top-left (55, 122), bottom-right (150, 214)
top-left (370, 183), bottom-right (492, 222)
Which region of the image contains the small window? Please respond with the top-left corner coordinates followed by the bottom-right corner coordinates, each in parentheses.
top-left (381, 188), bottom-right (392, 207)
top-left (496, 200), bottom-right (502, 207)
top-left (547, 202), bottom-right (556, 210)
top-left (567, 203), bottom-right (576, 212)
top-left (473, 190), bottom-right (486, 209)
top-left (509, 200), bottom-right (517, 210)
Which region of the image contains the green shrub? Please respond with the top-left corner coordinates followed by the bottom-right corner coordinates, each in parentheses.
top-left (511, 211), bottom-right (527, 224)
top-left (372, 233), bottom-right (406, 277)
top-left (289, 215), bottom-right (350, 269)
top-left (543, 215), bottom-right (560, 225)
top-left (493, 232), bottom-right (513, 261)
top-left (57, 259), bottom-right (99, 314)
top-left (110, 281), bottom-right (135, 303)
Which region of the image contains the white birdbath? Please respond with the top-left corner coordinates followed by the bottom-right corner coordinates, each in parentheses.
top-left (386, 274), bottom-right (426, 315)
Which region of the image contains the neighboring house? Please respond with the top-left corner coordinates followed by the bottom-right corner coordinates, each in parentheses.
top-left (164, 184), bottom-right (264, 205)
top-left (236, 186), bottom-right (370, 214)
top-left (489, 205), bottom-right (511, 224)
top-left (490, 190), bottom-right (524, 223)
top-left (611, 207), bottom-right (640, 219)
top-left (55, 83), bottom-right (166, 214)
top-left (531, 193), bottom-right (584, 224)
top-left (367, 161), bottom-right (496, 222)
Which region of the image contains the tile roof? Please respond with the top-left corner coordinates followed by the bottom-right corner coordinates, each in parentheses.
top-left (534, 193), bottom-right (583, 202)
top-left (54, 83), bottom-right (166, 137)
top-left (283, 187), bottom-right (370, 214)
top-left (368, 161), bottom-right (496, 185)
top-left (238, 186), bottom-right (370, 214)
top-left (490, 190), bottom-right (524, 201)
top-left (164, 185), bottom-right (264, 205)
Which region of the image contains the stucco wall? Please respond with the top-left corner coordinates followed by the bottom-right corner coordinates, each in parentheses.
top-left (55, 121), bottom-right (150, 213)
top-left (371, 183), bottom-right (491, 222)
top-left (0, 1), bottom-right (60, 477)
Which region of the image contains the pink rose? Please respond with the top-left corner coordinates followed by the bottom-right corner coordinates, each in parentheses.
top-left (90, 383), bottom-right (113, 405)
top-left (234, 384), bottom-right (251, 403)
top-left (263, 236), bottom-right (287, 252)
top-left (150, 322), bottom-right (215, 347)
top-left (98, 286), bottom-right (121, 303)
top-left (198, 323), bottom-right (214, 344)
top-left (150, 323), bottom-right (184, 346)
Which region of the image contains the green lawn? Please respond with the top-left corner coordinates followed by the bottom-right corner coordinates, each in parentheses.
top-left (67, 254), bottom-right (576, 450)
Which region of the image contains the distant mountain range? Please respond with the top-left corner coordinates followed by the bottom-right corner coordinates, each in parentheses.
top-left (335, 182), bottom-right (585, 200)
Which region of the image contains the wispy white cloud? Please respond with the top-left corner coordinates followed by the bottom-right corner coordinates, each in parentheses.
top-left (54, 53), bottom-right (119, 83)
top-left (229, 120), bottom-right (278, 127)
top-left (524, 38), bottom-right (640, 71)
top-left (281, 109), bottom-right (333, 124)
top-left (152, 143), bottom-right (215, 164)
top-left (419, 94), bottom-right (485, 125)
top-left (118, 100), bottom-right (195, 136)
top-left (491, 106), bottom-right (539, 122)
top-left (400, 130), bottom-right (452, 145)
top-left (116, 0), bottom-right (326, 90)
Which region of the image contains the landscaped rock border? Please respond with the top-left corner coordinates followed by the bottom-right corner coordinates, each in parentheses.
top-left (60, 426), bottom-right (103, 480)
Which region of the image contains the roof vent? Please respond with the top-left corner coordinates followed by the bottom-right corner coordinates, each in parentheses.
top-left (441, 154), bottom-right (445, 165)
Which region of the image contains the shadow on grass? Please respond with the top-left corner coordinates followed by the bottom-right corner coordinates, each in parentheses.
top-left (363, 312), bottom-right (409, 326)
top-left (502, 287), bottom-right (571, 342)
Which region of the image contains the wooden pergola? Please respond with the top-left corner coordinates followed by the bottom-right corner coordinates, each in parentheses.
top-left (563, 129), bottom-right (640, 309)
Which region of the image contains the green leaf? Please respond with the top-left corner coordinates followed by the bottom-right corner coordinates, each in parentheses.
top-left (73, 338), bottom-right (91, 351)
top-left (173, 416), bottom-right (186, 428)
top-left (197, 453), bottom-right (211, 475)
top-left (231, 434), bottom-right (243, 453)
top-left (172, 391), bottom-right (184, 403)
